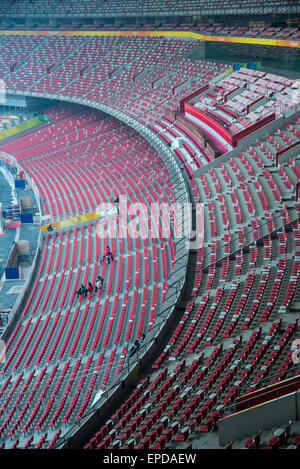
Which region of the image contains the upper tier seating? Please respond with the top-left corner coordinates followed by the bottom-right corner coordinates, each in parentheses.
top-left (0, 34), bottom-right (230, 170)
top-left (0, 20), bottom-right (300, 41)
top-left (0, 0), bottom-right (298, 17)
top-left (189, 67), bottom-right (299, 145)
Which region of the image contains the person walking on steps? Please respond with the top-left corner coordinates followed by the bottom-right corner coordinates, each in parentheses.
top-left (95, 276), bottom-right (103, 293)
top-left (106, 249), bottom-right (114, 264)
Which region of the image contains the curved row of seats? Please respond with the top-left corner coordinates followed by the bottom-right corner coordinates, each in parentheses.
top-left (190, 67), bottom-right (298, 137)
top-left (1, 21), bottom-right (300, 41)
top-left (0, 34), bottom-right (228, 174)
top-left (83, 318), bottom-right (299, 449)
top-left (0, 103), bottom-right (178, 448)
top-left (77, 72), bottom-right (300, 449)
top-left (0, 32), bottom-right (299, 449)
top-left (160, 219), bottom-right (300, 360)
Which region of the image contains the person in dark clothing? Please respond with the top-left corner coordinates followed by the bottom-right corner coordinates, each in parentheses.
top-left (76, 284), bottom-right (86, 298)
top-left (106, 248), bottom-right (114, 264)
top-left (134, 338), bottom-right (140, 349)
top-left (106, 253), bottom-right (112, 264)
top-left (114, 194), bottom-right (119, 215)
top-left (129, 338), bottom-right (141, 357)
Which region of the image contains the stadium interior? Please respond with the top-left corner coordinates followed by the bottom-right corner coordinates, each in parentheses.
top-left (0, 0), bottom-right (299, 451)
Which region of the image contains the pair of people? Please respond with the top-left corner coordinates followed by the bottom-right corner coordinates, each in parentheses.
top-left (100, 247), bottom-right (114, 265)
top-left (76, 282), bottom-right (93, 298)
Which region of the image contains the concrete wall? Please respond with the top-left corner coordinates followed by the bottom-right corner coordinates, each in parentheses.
top-left (218, 390), bottom-right (300, 446)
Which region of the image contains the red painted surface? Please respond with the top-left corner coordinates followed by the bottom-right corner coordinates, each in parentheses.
top-left (276, 140), bottom-right (300, 158)
top-left (185, 102), bottom-right (232, 145)
top-left (185, 102), bottom-right (276, 148)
